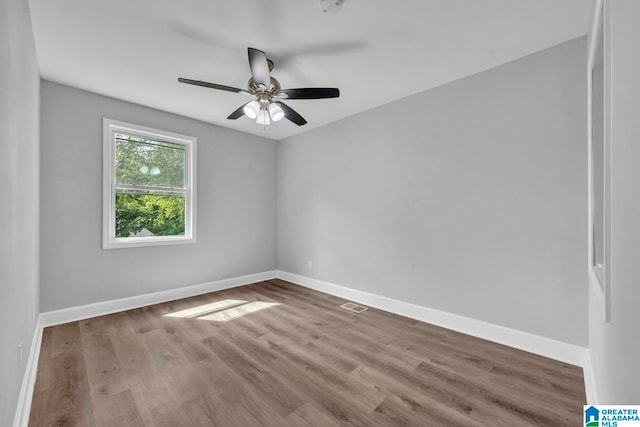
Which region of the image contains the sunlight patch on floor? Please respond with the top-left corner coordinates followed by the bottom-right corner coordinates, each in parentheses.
top-left (164, 300), bottom-right (280, 322)
top-left (164, 299), bottom-right (246, 318)
top-left (199, 301), bottom-right (281, 322)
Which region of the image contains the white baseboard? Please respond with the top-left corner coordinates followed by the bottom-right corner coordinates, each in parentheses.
top-left (13, 316), bottom-right (43, 427)
top-left (40, 270), bottom-right (277, 327)
top-left (276, 270), bottom-right (589, 368)
top-left (583, 350), bottom-right (599, 404)
top-left (15, 270), bottom-right (278, 426)
top-left (19, 269), bottom-right (592, 427)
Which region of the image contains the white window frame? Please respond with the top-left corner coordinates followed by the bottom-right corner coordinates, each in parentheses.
top-left (102, 118), bottom-right (197, 249)
top-left (587, 0), bottom-right (611, 322)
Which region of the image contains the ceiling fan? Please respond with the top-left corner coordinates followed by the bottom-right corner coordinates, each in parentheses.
top-left (178, 47), bottom-right (340, 126)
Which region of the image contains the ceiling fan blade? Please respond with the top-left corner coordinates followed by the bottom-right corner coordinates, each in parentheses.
top-left (178, 78), bottom-right (250, 94)
top-left (227, 103), bottom-right (248, 120)
top-left (277, 102), bottom-right (307, 126)
top-left (278, 88), bottom-right (340, 100)
top-left (247, 47), bottom-right (271, 88)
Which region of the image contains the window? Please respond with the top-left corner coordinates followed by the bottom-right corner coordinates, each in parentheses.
top-left (587, 0), bottom-right (611, 321)
top-left (103, 119), bottom-right (196, 249)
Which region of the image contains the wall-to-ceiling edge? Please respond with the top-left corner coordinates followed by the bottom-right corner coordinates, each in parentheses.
top-left (16, 27), bottom-right (598, 425)
top-left (39, 81), bottom-right (278, 313)
top-left (276, 37), bottom-right (588, 349)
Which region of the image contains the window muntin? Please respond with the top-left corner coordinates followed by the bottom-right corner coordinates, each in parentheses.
top-left (103, 119), bottom-right (196, 249)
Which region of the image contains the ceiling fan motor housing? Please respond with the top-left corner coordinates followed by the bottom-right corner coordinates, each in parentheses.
top-left (248, 76), bottom-right (281, 95)
top-left (178, 47), bottom-right (338, 126)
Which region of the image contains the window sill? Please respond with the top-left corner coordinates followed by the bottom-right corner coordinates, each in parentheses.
top-left (103, 236), bottom-right (196, 250)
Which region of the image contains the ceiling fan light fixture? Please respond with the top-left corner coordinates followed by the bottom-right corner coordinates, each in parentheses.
top-left (243, 100), bottom-right (260, 119)
top-left (178, 47), bottom-right (340, 127)
top-left (256, 108), bottom-right (271, 125)
top-left (268, 103), bottom-right (285, 122)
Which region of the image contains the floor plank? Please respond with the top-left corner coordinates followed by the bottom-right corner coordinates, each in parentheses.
top-left (29, 279), bottom-right (586, 426)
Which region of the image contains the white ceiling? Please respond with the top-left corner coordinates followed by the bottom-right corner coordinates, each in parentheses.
top-left (28, 0), bottom-right (591, 141)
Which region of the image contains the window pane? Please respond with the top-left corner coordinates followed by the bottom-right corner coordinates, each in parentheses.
top-left (115, 134), bottom-right (186, 188)
top-left (115, 190), bottom-right (185, 238)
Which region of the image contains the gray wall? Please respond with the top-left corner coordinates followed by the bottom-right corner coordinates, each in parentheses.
top-left (278, 38), bottom-right (588, 346)
top-left (589, 0), bottom-right (640, 403)
top-left (0, 0), bottom-right (40, 424)
top-left (40, 81), bottom-right (277, 311)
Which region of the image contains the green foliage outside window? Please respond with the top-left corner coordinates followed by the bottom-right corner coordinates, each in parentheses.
top-left (114, 134), bottom-right (187, 238)
top-left (115, 193), bottom-right (185, 237)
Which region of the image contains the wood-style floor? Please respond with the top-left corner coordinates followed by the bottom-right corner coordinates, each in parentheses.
top-left (29, 279), bottom-right (585, 426)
